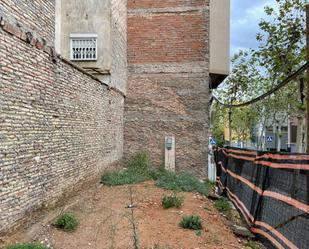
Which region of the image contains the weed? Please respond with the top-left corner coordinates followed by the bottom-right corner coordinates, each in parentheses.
top-left (180, 215), bottom-right (203, 230)
top-left (244, 240), bottom-right (261, 249)
top-left (54, 212), bottom-right (79, 231)
top-left (205, 180), bottom-right (215, 190)
top-left (6, 243), bottom-right (47, 249)
top-left (161, 194), bottom-right (184, 209)
top-left (101, 152), bottom-right (153, 186)
top-left (126, 151), bottom-right (150, 173)
top-left (195, 230), bottom-right (202, 236)
top-left (155, 170), bottom-right (210, 195)
top-left (214, 198), bottom-right (231, 214)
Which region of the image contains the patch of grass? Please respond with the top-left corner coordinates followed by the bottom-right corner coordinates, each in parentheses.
top-left (6, 243), bottom-right (47, 249)
top-left (180, 215), bottom-right (203, 230)
top-left (161, 194), bottom-right (184, 209)
top-left (54, 212), bottom-right (79, 231)
top-left (155, 170), bottom-right (210, 195)
top-left (205, 180), bottom-right (215, 190)
top-left (101, 152), bottom-right (153, 186)
top-left (214, 198), bottom-right (231, 214)
top-left (244, 240), bottom-right (261, 249)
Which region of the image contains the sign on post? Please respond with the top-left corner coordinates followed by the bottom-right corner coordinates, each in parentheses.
top-left (266, 136), bottom-right (273, 143)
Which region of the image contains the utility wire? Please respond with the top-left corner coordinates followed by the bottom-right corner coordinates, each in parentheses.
top-left (213, 61), bottom-right (309, 108)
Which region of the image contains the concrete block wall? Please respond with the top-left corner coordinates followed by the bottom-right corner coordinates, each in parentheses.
top-left (125, 0), bottom-right (210, 176)
top-left (0, 0), bottom-right (126, 232)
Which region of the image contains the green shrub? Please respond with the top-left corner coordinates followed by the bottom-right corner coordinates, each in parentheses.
top-left (54, 213), bottom-right (79, 231)
top-left (126, 151), bottom-right (150, 173)
top-left (179, 215), bottom-right (202, 230)
top-left (214, 198), bottom-right (231, 214)
top-left (244, 240), bottom-right (261, 249)
top-left (161, 194), bottom-right (184, 209)
top-left (6, 243), bottom-right (47, 249)
top-left (101, 152), bottom-right (153, 186)
top-left (155, 170), bottom-right (210, 195)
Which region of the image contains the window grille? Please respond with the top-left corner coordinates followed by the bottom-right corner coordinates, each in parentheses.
top-left (70, 34), bottom-right (98, 61)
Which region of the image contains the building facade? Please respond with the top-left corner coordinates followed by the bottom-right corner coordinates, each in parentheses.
top-left (125, 0), bottom-right (230, 176)
top-left (0, 0), bottom-right (229, 232)
top-left (0, 0), bottom-right (126, 232)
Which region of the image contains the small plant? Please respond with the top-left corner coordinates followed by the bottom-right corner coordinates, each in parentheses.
top-left (244, 240), bottom-right (261, 249)
top-left (161, 194), bottom-right (184, 209)
top-left (155, 171), bottom-right (210, 195)
top-left (54, 212), bottom-right (79, 231)
top-left (180, 215), bottom-right (202, 230)
top-left (126, 151), bottom-right (150, 174)
top-left (101, 152), bottom-right (153, 186)
top-left (195, 230), bottom-right (202, 236)
top-left (6, 243), bottom-right (48, 249)
top-left (214, 198), bottom-right (231, 214)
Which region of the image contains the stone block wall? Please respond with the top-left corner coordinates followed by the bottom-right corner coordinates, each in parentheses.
top-left (125, 0), bottom-right (210, 176)
top-left (0, 0), bottom-right (126, 232)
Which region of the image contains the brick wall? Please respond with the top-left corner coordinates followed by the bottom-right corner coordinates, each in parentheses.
top-left (0, 0), bottom-right (55, 43)
top-left (0, 0), bottom-right (125, 232)
top-left (125, 0), bottom-right (210, 176)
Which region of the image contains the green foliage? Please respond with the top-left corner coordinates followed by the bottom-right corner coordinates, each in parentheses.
top-left (6, 243), bottom-right (47, 249)
top-left (195, 230), bottom-right (202, 237)
top-left (244, 240), bottom-right (261, 249)
top-left (101, 152), bottom-right (153, 186)
top-left (126, 151), bottom-right (150, 174)
top-left (54, 213), bottom-right (79, 231)
top-left (155, 170), bottom-right (210, 196)
top-left (214, 198), bottom-right (231, 214)
top-left (213, 0), bottom-right (308, 150)
top-left (161, 194), bottom-right (184, 209)
top-left (179, 215), bottom-right (203, 230)
top-left (101, 169), bottom-right (151, 186)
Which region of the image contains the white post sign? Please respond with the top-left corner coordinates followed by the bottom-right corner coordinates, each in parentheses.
top-left (165, 136), bottom-right (175, 172)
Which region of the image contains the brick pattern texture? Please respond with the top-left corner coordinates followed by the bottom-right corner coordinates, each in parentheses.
top-left (125, 0), bottom-right (210, 176)
top-left (0, 0), bottom-right (125, 232)
top-left (0, 0), bottom-right (55, 43)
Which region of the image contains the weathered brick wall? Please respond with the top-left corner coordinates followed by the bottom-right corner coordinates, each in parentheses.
top-left (125, 0), bottom-right (210, 176)
top-left (0, 0), bottom-right (125, 232)
top-left (0, 0), bottom-right (55, 43)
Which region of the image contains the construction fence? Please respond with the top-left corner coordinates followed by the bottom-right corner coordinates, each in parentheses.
top-left (213, 147), bottom-right (309, 249)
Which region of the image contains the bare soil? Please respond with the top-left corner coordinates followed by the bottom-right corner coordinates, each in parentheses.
top-left (1, 181), bottom-right (254, 249)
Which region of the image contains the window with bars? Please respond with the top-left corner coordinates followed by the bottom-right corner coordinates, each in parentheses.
top-left (70, 34), bottom-right (98, 61)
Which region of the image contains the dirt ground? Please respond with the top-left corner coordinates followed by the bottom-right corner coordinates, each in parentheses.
top-left (1, 181), bottom-right (253, 249)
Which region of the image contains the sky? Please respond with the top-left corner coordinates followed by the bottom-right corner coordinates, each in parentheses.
top-left (231, 0), bottom-right (275, 56)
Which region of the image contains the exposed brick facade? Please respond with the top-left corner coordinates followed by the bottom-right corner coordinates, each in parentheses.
top-left (0, 0), bottom-right (55, 43)
top-left (125, 1), bottom-right (210, 176)
top-left (0, 0), bottom-right (126, 232)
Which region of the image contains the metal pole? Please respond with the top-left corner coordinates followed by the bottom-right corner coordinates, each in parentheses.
top-left (306, 4), bottom-right (309, 153)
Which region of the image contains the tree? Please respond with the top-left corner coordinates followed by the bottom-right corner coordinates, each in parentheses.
top-left (213, 0), bottom-right (308, 151)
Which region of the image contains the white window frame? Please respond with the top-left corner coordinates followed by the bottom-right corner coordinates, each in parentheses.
top-left (70, 33), bottom-right (98, 61)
